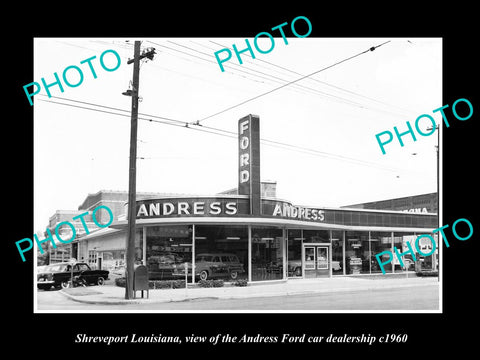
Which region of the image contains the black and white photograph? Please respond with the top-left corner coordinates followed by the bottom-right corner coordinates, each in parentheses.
top-left (31, 36), bottom-right (443, 313)
top-left (8, 7), bottom-right (478, 354)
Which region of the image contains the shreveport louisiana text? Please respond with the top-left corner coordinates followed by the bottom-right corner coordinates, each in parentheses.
top-left (75, 334), bottom-right (183, 345)
top-left (75, 333), bottom-right (383, 345)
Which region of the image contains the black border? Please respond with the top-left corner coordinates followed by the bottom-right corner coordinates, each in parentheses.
top-left (8, 4), bottom-right (478, 354)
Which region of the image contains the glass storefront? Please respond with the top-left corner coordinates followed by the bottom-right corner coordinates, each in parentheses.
top-left (195, 225), bottom-right (248, 281)
top-left (370, 231), bottom-right (393, 274)
top-left (287, 229), bottom-right (303, 277)
top-left (331, 230), bottom-right (344, 275)
top-left (414, 232), bottom-right (437, 272)
top-left (393, 232), bottom-right (416, 272)
top-left (145, 226), bottom-right (192, 280)
top-left (345, 231), bottom-right (370, 274)
top-left (303, 230), bottom-right (329, 243)
top-left (140, 224), bottom-right (435, 282)
top-left (251, 226), bottom-right (283, 281)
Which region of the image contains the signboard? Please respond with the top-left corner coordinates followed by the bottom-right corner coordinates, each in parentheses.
top-left (263, 199), bottom-right (325, 222)
top-left (136, 197), bottom-right (250, 219)
top-left (238, 114), bottom-right (261, 215)
top-left (135, 197), bottom-right (328, 223)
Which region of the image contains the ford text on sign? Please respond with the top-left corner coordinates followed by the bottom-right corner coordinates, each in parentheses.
top-left (238, 114), bottom-right (261, 215)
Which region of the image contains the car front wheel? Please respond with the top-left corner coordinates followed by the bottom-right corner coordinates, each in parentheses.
top-left (230, 271), bottom-right (238, 280)
top-left (199, 270), bottom-right (209, 281)
top-left (97, 277), bottom-right (105, 286)
top-left (61, 280), bottom-right (70, 289)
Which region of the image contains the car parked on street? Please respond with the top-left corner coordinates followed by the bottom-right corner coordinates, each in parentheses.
top-left (37, 262), bottom-right (109, 290)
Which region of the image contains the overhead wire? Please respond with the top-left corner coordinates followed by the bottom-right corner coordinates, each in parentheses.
top-left (36, 95), bottom-right (427, 175)
top-left (191, 40), bottom-right (392, 124)
top-left (51, 39), bottom-right (415, 120)
top-left (207, 39), bottom-right (417, 117)
top-left (156, 39), bottom-right (419, 120)
top-left (164, 40), bottom-right (369, 108)
top-left (145, 40), bottom-right (416, 121)
top-left (146, 40), bottom-right (301, 87)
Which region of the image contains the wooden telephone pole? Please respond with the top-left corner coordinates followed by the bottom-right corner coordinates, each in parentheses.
top-left (125, 41), bottom-right (155, 299)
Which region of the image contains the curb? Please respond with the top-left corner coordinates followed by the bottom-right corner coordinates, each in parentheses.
top-left (59, 279), bottom-right (439, 305)
top-left (59, 289), bottom-right (150, 305)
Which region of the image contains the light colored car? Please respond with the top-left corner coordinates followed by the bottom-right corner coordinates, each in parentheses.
top-left (175, 253), bottom-right (245, 281)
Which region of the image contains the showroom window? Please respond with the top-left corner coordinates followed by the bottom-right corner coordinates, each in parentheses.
top-left (303, 229), bottom-right (329, 243)
top-left (345, 231), bottom-right (370, 274)
top-left (287, 229), bottom-right (303, 277)
top-left (331, 230), bottom-right (344, 275)
top-left (393, 232), bottom-right (416, 272)
top-left (145, 226), bottom-right (192, 281)
top-left (370, 231), bottom-right (393, 274)
top-left (251, 226), bottom-right (284, 281)
top-left (195, 225), bottom-right (248, 282)
top-left (412, 232), bottom-right (438, 272)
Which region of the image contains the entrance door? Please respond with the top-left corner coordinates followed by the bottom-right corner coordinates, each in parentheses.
top-left (304, 244), bottom-right (330, 278)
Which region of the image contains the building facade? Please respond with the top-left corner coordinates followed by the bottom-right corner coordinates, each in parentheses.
top-left (342, 192), bottom-right (438, 214)
top-left (42, 114), bottom-right (439, 282)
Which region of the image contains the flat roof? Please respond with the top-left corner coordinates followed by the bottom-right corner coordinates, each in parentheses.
top-left (109, 217), bottom-right (436, 234)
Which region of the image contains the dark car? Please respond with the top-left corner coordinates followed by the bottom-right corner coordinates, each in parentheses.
top-left (147, 253), bottom-right (185, 280)
top-left (37, 262), bottom-right (109, 290)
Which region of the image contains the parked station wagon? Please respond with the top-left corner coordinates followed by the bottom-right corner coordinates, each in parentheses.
top-left (174, 253), bottom-right (245, 280)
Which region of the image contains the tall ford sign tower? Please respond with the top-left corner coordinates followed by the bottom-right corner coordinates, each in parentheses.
top-left (238, 114), bottom-right (261, 215)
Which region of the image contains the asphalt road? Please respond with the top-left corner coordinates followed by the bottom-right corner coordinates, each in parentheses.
top-left (36, 284), bottom-right (439, 311)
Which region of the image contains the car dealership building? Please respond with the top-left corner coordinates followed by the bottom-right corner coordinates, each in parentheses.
top-left (44, 115), bottom-right (439, 283)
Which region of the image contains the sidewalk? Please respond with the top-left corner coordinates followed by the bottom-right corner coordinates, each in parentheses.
top-left (59, 275), bottom-right (439, 305)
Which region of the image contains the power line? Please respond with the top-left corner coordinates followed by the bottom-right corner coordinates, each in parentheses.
top-left (192, 40), bottom-right (391, 124)
top-left (160, 39), bottom-right (416, 120)
top-left (207, 39), bottom-right (416, 117)
top-left (165, 40), bottom-right (370, 109)
top-left (37, 95), bottom-right (421, 174)
top-left (36, 97), bottom-right (239, 137)
top-left (38, 94), bottom-right (187, 125)
top-left (146, 40), bottom-right (302, 88)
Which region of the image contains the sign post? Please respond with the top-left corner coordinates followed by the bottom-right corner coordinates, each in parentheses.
top-left (238, 114), bottom-right (261, 215)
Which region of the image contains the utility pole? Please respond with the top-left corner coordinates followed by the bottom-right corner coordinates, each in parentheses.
top-left (124, 41), bottom-right (155, 299)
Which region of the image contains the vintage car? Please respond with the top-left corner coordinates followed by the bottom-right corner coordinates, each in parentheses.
top-left (287, 260), bottom-right (302, 276)
top-left (37, 262), bottom-right (109, 290)
top-left (147, 253), bottom-right (185, 280)
top-left (174, 253), bottom-right (245, 281)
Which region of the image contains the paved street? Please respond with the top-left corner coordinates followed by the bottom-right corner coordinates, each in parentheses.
top-left (36, 284), bottom-right (438, 311)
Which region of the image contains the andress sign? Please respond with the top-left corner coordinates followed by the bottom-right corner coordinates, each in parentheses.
top-left (135, 198), bottom-right (248, 219)
top-left (238, 114), bottom-right (261, 215)
top-left (268, 201), bottom-right (325, 222)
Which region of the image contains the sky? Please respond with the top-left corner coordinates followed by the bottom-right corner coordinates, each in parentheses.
top-left (33, 37), bottom-right (442, 233)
